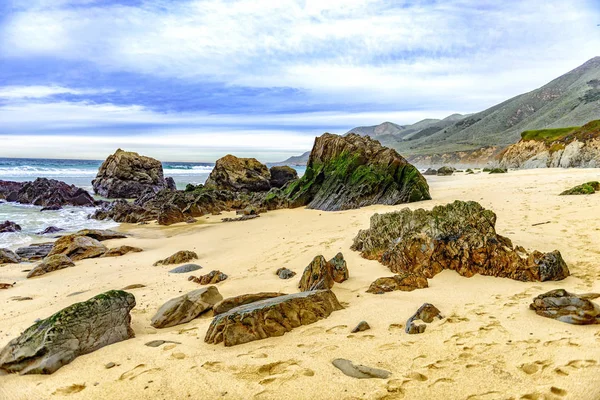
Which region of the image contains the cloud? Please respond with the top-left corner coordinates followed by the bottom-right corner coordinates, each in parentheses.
top-left (0, 85), bottom-right (113, 99)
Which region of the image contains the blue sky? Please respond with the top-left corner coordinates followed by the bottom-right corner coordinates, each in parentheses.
top-left (0, 0), bottom-right (599, 162)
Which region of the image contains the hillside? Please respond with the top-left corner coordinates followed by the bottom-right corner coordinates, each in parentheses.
top-left (348, 57), bottom-right (600, 156)
top-left (273, 151), bottom-right (310, 166)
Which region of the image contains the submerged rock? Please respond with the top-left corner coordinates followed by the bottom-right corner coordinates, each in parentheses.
top-left (352, 200), bottom-right (569, 282)
top-left (276, 267), bottom-right (296, 279)
top-left (153, 250), bottom-right (198, 266)
top-left (205, 155), bottom-right (271, 192)
top-left (0, 178), bottom-right (95, 208)
top-left (27, 255), bottom-right (75, 278)
top-left (205, 290), bottom-right (343, 346)
top-left (406, 303), bottom-right (443, 334)
top-left (0, 248), bottom-right (20, 264)
top-left (213, 292), bottom-right (287, 315)
top-left (37, 226), bottom-right (64, 235)
top-left (560, 181), bottom-right (600, 195)
top-left (269, 166), bottom-right (298, 188)
top-left (102, 246), bottom-right (143, 258)
top-left (0, 220), bottom-right (21, 233)
top-left (47, 234), bottom-right (107, 261)
top-left (0, 290), bottom-right (135, 374)
top-left (188, 270), bottom-right (228, 285)
top-left (366, 273), bottom-right (428, 294)
top-left (332, 359), bottom-right (391, 379)
top-left (529, 289), bottom-right (600, 325)
top-left (298, 253), bottom-right (349, 291)
top-left (284, 133), bottom-right (431, 211)
top-left (151, 286), bottom-right (222, 329)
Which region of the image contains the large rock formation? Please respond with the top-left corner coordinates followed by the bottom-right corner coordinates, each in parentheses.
top-left (92, 149), bottom-right (173, 198)
top-left (529, 289), bottom-right (600, 325)
top-left (0, 290), bottom-right (135, 374)
top-left (151, 287), bottom-right (222, 329)
top-left (205, 155), bottom-right (271, 192)
top-left (0, 178), bottom-right (95, 208)
top-left (26, 255), bottom-right (75, 278)
top-left (47, 234), bottom-right (108, 261)
top-left (213, 292), bottom-right (287, 315)
top-left (269, 166), bottom-right (298, 188)
top-left (352, 200), bottom-right (569, 282)
top-left (284, 133), bottom-right (431, 211)
top-left (205, 290), bottom-right (343, 346)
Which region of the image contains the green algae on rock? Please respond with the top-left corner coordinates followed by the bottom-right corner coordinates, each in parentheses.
top-left (559, 181), bottom-right (600, 195)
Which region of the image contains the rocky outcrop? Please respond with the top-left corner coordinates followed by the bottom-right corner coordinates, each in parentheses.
top-left (560, 181), bottom-right (599, 195)
top-left (188, 270), bottom-right (228, 285)
top-left (436, 166), bottom-right (454, 176)
top-left (284, 133), bottom-right (430, 211)
top-left (15, 243), bottom-right (54, 261)
top-left (151, 286), bottom-right (222, 329)
top-left (102, 246), bottom-right (143, 258)
top-left (0, 178), bottom-right (95, 208)
top-left (298, 253), bottom-right (349, 291)
top-left (26, 255), bottom-right (75, 278)
top-left (205, 290), bottom-right (343, 346)
top-left (92, 149), bottom-right (172, 198)
top-left (529, 289), bottom-right (600, 325)
top-left (352, 200), bottom-right (569, 282)
top-left (0, 290), bottom-right (135, 374)
top-left (366, 272), bottom-right (428, 294)
top-left (407, 146), bottom-right (503, 167)
top-left (47, 235), bottom-right (108, 261)
top-left (423, 168), bottom-right (437, 176)
top-left (0, 248), bottom-right (20, 264)
top-left (269, 166), bottom-right (298, 188)
top-left (75, 229), bottom-right (127, 241)
top-left (406, 303), bottom-right (443, 334)
top-left (213, 292), bottom-right (287, 315)
top-left (0, 220), bottom-right (21, 233)
top-left (205, 155), bottom-right (271, 192)
top-left (153, 250), bottom-right (198, 266)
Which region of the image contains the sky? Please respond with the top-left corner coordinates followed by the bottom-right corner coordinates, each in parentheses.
top-left (0, 0), bottom-right (599, 162)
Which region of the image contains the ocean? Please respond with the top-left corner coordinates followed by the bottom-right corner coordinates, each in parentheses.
top-left (0, 157), bottom-right (305, 251)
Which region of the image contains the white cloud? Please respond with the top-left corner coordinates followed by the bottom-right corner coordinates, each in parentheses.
top-left (0, 85), bottom-right (113, 99)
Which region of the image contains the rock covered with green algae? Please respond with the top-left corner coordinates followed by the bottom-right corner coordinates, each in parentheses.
top-left (352, 200), bottom-right (569, 282)
top-left (0, 290), bottom-right (136, 375)
top-left (559, 181), bottom-right (600, 195)
top-left (284, 133), bottom-right (431, 211)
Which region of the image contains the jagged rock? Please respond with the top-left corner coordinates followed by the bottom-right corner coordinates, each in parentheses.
top-left (188, 270), bottom-right (228, 285)
top-left (560, 181), bottom-right (600, 195)
top-left (328, 252), bottom-right (349, 283)
top-left (92, 149), bottom-right (171, 198)
top-left (153, 250), bottom-right (198, 266)
top-left (157, 203), bottom-right (186, 225)
top-left (0, 180), bottom-right (24, 201)
top-left (205, 155), bottom-right (271, 192)
top-left (102, 246), bottom-right (143, 258)
top-left (0, 178), bottom-right (95, 208)
top-left (151, 286), bottom-right (222, 328)
top-left (169, 264), bottom-right (202, 273)
top-left (332, 359), bottom-right (391, 379)
top-left (352, 200), bottom-right (569, 282)
top-left (269, 166), bottom-right (298, 188)
top-left (284, 133), bottom-right (431, 211)
top-left (406, 303), bottom-right (443, 334)
top-left (15, 243), bottom-right (54, 261)
top-left (74, 229), bottom-right (127, 241)
top-left (0, 290), bottom-right (135, 374)
top-left (0, 248), bottom-right (20, 264)
top-left (529, 289), bottom-right (600, 325)
top-left (351, 321), bottom-right (371, 333)
top-left (436, 166), bottom-right (454, 176)
top-left (366, 272), bottom-right (428, 294)
top-left (423, 168), bottom-right (438, 176)
top-left (0, 220), bottom-right (21, 233)
top-left (298, 253), bottom-right (349, 291)
top-left (205, 290), bottom-right (343, 346)
top-left (213, 292), bottom-right (287, 315)
top-left (47, 235), bottom-right (108, 261)
top-left (276, 267), bottom-right (296, 279)
top-left (37, 226), bottom-right (63, 235)
top-left (26, 255), bottom-right (75, 278)
top-left (222, 214), bottom-right (260, 222)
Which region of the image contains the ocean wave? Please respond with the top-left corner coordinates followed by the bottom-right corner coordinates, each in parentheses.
top-left (0, 165), bottom-right (213, 178)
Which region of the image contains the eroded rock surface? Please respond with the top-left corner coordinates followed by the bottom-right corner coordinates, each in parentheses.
top-left (529, 289), bottom-right (600, 325)
top-left (0, 290), bottom-right (135, 374)
top-left (560, 181), bottom-right (600, 195)
top-left (102, 246), bottom-right (143, 258)
top-left (16, 243), bottom-right (53, 261)
top-left (47, 235), bottom-right (107, 261)
top-left (0, 248), bottom-right (20, 264)
top-left (205, 155), bottom-right (271, 192)
top-left (153, 250), bottom-right (198, 266)
top-left (367, 272), bottom-right (428, 294)
top-left (276, 267), bottom-right (296, 279)
top-left (27, 255), bottom-right (75, 278)
top-left (352, 200), bottom-right (569, 282)
top-left (0, 178), bottom-right (95, 208)
top-left (269, 166), bottom-right (298, 188)
top-left (298, 253), bottom-right (349, 291)
top-left (406, 303), bottom-right (443, 334)
top-left (213, 292), bottom-right (287, 315)
top-left (188, 270), bottom-right (228, 285)
top-left (151, 286), bottom-right (222, 329)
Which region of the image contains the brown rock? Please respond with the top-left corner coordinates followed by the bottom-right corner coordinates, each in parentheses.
top-left (121, 284), bottom-right (146, 290)
top-left (74, 229), bottom-right (127, 241)
top-left (205, 289), bottom-right (343, 346)
top-left (102, 246), bottom-right (143, 258)
top-left (47, 235), bottom-right (108, 261)
top-left (188, 270), bottom-right (228, 285)
top-left (351, 321), bottom-right (371, 333)
top-left (328, 252), bottom-right (349, 284)
top-left (153, 250), bottom-right (198, 266)
top-left (205, 155), bottom-right (271, 192)
top-left (27, 255), bottom-right (75, 278)
top-left (0, 248), bottom-right (21, 264)
top-left (276, 267), bottom-right (296, 279)
top-left (366, 272), bottom-right (428, 294)
top-left (406, 303), bottom-right (443, 334)
top-left (298, 253), bottom-right (349, 291)
top-left (157, 204), bottom-right (186, 225)
top-left (151, 286), bottom-right (223, 328)
top-left (213, 292), bottom-right (287, 315)
top-left (222, 214), bottom-right (260, 222)
top-left (529, 289), bottom-right (600, 325)
top-left (0, 282), bottom-right (15, 289)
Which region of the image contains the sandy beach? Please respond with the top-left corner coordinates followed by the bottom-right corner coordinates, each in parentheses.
top-left (1, 168), bottom-right (599, 400)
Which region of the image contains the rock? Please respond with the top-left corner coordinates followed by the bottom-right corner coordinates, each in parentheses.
top-left (560, 181), bottom-right (600, 195)
top-left (157, 203), bottom-right (186, 225)
top-left (169, 263), bottom-right (202, 274)
top-left (0, 248), bottom-right (21, 264)
top-left (0, 220), bottom-right (21, 233)
top-left (0, 290), bottom-right (135, 374)
top-left (328, 252), bottom-right (349, 284)
top-left (205, 290), bottom-right (343, 346)
top-left (406, 303), bottom-right (443, 334)
top-left (488, 168), bottom-right (507, 174)
top-left (37, 226), bottom-right (64, 235)
top-left (102, 246), bottom-right (143, 258)
top-left (0, 178), bottom-right (95, 208)
top-left (529, 289), bottom-right (600, 325)
top-left (188, 270), bottom-right (228, 285)
top-left (74, 229), bottom-right (127, 241)
top-left (151, 286), bottom-right (223, 329)
top-left (284, 133), bottom-right (430, 211)
top-left (145, 340), bottom-right (181, 348)
top-left (366, 272), bottom-right (429, 294)
top-left (205, 155), bottom-right (271, 192)
top-left (15, 243), bottom-right (54, 261)
top-left (298, 253), bottom-right (349, 291)
top-left (27, 255), bottom-right (75, 278)
top-left (222, 215), bottom-right (260, 222)
top-left (40, 206), bottom-right (62, 212)
top-left (351, 321), bottom-right (371, 333)
top-left (121, 284), bottom-right (146, 290)
top-left (332, 359), bottom-right (391, 379)
top-left (352, 200), bottom-right (569, 282)
top-left (153, 250), bottom-right (198, 266)
top-left (436, 166), bottom-right (454, 176)
top-left (213, 292), bottom-right (287, 315)
top-left (276, 267), bottom-right (296, 279)
top-left (10, 296), bottom-right (32, 301)
top-left (47, 234), bottom-right (108, 261)
top-left (269, 166), bottom-right (298, 188)
top-left (423, 168), bottom-right (438, 176)
top-left (92, 149), bottom-right (172, 198)
top-left (0, 282), bottom-right (15, 289)
top-left (165, 177), bottom-right (176, 190)
top-left (105, 362), bottom-right (116, 369)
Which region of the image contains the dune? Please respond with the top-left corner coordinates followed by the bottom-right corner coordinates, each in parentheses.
top-left (1, 168), bottom-right (600, 400)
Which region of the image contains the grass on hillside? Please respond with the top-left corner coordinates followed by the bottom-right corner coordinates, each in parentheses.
top-left (520, 127), bottom-right (579, 142)
top-left (520, 120), bottom-right (600, 145)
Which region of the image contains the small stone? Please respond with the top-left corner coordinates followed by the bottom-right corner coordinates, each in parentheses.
top-left (105, 362), bottom-right (116, 369)
top-left (332, 358), bottom-right (391, 379)
top-left (276, 268), bottom-right (296, 279)
top-left (172, 352), bottom-right (186, 359)
top-left (351, 321), bottom-right (371, 333)
top-left (406, 303), bottom-right (443, 334)
top-left (144, 340), bottom-right (181, 348)
top-left (188, 270), bottom-right (228, 285)
top-left (169, 264), bottom-right (202, 274)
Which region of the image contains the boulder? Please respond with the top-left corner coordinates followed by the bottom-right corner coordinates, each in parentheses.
top-left (366, 272), bottom-right (428, 294)
top-left (332, 358), bottom-right (391, 379)
top-left (205, 155), bottom-right (271, 192)
top-left (205, 289), bottom-right (343, 346)
top-left (151, 286), bottom-right (222, 329)
top-left (153, 250), bottom-right (198, 266)
top-left (15, 243), bottom-right (53, 261)
top-left (284, 133), bottom-right (431, 211)
top-left (188, 270), bottom-right (228, 285)
top-left (37, 226), bottom-right (63, 235)
top-left (0, 220), bottom-right (21, 233)
top-left (47, 234), bottom-right (108, 261)
top-left (0, 248), bottom-right (20, 264)
top-left (74, 229), bottom-right (127, 241)
top-left (436, 166), bottom-right (454, 176)
top-left (157, 204), bottom-right (186, 225)
top-left (298, 253), bottom-right (349, 291)
top-left (92, 149), bottom-right (171, 198)
top-left (560, 181), bottom-right (600, 195)
top-left (269, 166), bottom-right (298, 188)
top-left (406, 303), bottom-right (443, 334)
top-left (169, 263), bottom-right (202, 274)
top-left (328, 252), bottom-right (349, 283)
top-left (0, 290), bottom-right (135, 374)
top-left (102, 246), bottom-right (143, 258)
top-left (352, 200), bottom-right (569, 282)
top-left (0, 178), bottom-right (94, 208)
top-left (276, 267), bottom-right (296, 279)
top-left (26, 255), bottom-right (75, 278)
top-left (213, 292), bottom-right (287, 315)
top-left (529, 289), bottom-right (600, 325)
top-left (423, 168), bottom-right (437, 176)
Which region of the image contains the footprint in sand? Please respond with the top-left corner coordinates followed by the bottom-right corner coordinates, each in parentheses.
top-left (202, 361), bottom-right (224, 372)
top-left (555, 359), bottom-right (598, 376)
top-left (325, 325), bottom-right (348, 333)
top-left (519, 360), bottom-right (553, 375)
top-left (543, 337), bottom-right (580, 347)
top-left (52, 384), bottom-right (86, 396)
top-left (429, 377), bottom-right (454, 387)
top-left (405, 371), bottom-right (428, 381)
top-left (466, 391), bottom-right (502, 400)
top-left (118, 364), bottom-right (162, 381)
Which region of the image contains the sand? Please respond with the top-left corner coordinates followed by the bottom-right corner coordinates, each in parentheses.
top-left (1, 168), bottom-right (600, 400)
